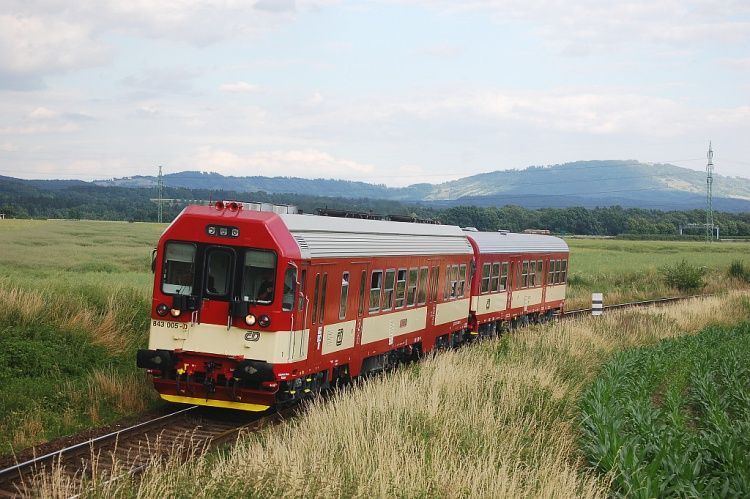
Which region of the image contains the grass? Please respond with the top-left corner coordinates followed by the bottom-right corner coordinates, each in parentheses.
top-left (564, 239), bottom-right (750, 309)
top-left (0, 220), bottom-right (163, 453)
top-left (32, 292), bottom-right (750, 497)
top-left (580, 320), bottom-right (750, 497)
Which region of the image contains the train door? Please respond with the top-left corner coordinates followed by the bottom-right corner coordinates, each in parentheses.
top-left (307, 265), bottom-right (331, 359)
top-left (351, 264), bottom-right (369, 345)
top-left (289, 263), bottom-right (308, 362)
top-left (426, 261), bottom-right (440, 327)
top-left (506, 257), bottom-right (517, 312)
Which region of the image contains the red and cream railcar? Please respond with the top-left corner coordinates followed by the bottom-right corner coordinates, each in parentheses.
top-left (464, 230), bottom-right (569, 335)
top-left (137, 202), bottom-right (473, 411)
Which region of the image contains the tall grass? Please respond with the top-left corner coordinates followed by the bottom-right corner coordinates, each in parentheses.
top-left (39, 292), bottom-right (750, 498)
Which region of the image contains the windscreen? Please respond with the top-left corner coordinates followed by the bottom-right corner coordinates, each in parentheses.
top-left (241, 249), bottom-right (277, 304)
top-left (161, 242), bottom-right (196, 295)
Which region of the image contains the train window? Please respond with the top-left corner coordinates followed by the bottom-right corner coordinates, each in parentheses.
top-left (536, 260), bottom-right (543, 288)
top-left (205, 248), bottom-right (233, 296)
top-left (298, 270), bottom-right (306, 311)
top-left (382, 270), bottom-right (395, 311)
top-left (480, 263), bottom-right (490, 294)
top-left (407, 268), bottom-right (418, 306)
top-left (430, 266), bottom-right (439, 302)
top-left (490, 263), bottom-right (500, 292)
top-left (319, 273), bottom-right (328, 324)
top-left (161, 242), bottom-right (196, 295)
top-left (547, 260), bottom-right (554, 285)
top-left (417, 267), bottom-right (428, 305)
top-left (500, 262), bottom-right (508, 291)
top-left (241, 249), bottom-right (277, 304)
top-left (369, 271), bottom-right (383, 313)
top-left (458, 264), bottom-right (466, 297)
top-left (339, 272), bottom-right (349, 320)
top-left (522, 261), bottom-right (529, 288)
top-left (450, 265), bottom-right (459, 298)
top-left (282, 266), bottom-right (296, 311)
top-left (561, 259), bottom-right (568, 283)
top-left (312, 274), bottom-right (320, 324)
top-left (529, 261), bottom-right (536, 287)
top-left (444, 265), bottom-right (451, 299)
top-left (395, 269), bottom-right (407, 308)
top-left (358, 270), bottom-right (366, 317)
top-left (553, 260), bottom-right (560, 285)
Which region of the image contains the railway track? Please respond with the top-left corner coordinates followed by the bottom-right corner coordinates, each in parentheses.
top-left (0, 292), bottom-right (711, 497)
top-left (0, 405), bottom-right (296, 498)
top-left (561, 294), bottom-right (708, 319)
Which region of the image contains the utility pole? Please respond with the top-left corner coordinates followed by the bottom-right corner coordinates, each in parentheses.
top-left (157, 165), bottom-right (164, 223)
top-left (706, 142), bottom-right (714, 242)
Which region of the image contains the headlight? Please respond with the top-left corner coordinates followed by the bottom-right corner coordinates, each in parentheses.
top-left (245, 313), bottom-right (257, 326)
top-left (258, 314), bottom-right (271, 327)
top-left (156, 303), bottom-right (169, 316)
top-left (170, 308), bottom-right (182, 317)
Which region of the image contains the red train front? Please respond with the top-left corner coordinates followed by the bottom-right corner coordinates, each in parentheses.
top-left (137, 202), bottom-right (474, 411)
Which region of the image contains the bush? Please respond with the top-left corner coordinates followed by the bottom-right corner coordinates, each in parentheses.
top-left (728, 260), bottom-right (750, 282)
top-left (659, 259), bottom-right (706, 292)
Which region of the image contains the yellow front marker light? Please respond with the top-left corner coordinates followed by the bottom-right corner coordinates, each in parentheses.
top-left (170, 308), bottom-right (182, 317)
top-left (245, 314), bottom-right (257, 326)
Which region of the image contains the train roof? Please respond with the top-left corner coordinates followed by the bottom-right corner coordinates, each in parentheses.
top-left (464, 230), bottom-right (569, 254)
top-left (279, 214), bottom-right (473, 259)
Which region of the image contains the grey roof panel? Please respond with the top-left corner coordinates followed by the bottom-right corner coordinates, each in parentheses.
top-left (465, 231), bottom-right (569, 254)
top-left (280, 214), bottom-right (473, 259)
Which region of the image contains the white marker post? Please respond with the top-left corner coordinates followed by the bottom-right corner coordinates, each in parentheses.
top-left (592, 293), bottom-right (603, 316)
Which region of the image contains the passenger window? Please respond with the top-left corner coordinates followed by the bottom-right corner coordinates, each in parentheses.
top-left (383, 270), bottom-right (395, 311)
top-left (395, 269), bottom-right (407, 308)
top-left (358, 270), bottom-right (366, 317)
top-left (282, 266), bottom-right (296, 311)
top-left (522, 261), bottom-right (529, 288)
top-left (407, 268), bottom-right (418, 306)
top-left (547, 260), bottom-right (554, 285)
top-left (430, 266), bottom-right (439, 302)
top-left (500, 262), bottom-right (508, 291)
top-left (450, 265), bottom-right (458, 298)
top-left (561, 259), bottom-right (568, 283)
top-left (312, 274), bottom-right (320, 324)
top-left (481, 263), bottom-right (490, 294)
top-left (369, 271), bottom-right (383, 312)
top-left (319, 273), bottom-right (328, 323)
top-left (535, 260), bottom-right (542, 287)
top-left (417, 267), bottom-right (428, 305)
top-left (490, 263), bottom-right (500, 292)
top-left (458, 264), bottom-right (466, 297)
top-left (444, 265), bottom-right (451, 299)
top-left (339, 272), bottom-right (349, 320)
top-left (205, 248), bottom-right (233, 296)
top-left (529, 261), bottom-right (536, 287)
top-left (162, 242), bottom-right (196, 295)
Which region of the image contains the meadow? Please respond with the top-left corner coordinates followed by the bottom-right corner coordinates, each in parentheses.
top-left (0, 220), bottom-right (748, 458)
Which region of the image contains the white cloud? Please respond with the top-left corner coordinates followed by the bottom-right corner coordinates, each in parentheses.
top-left (0, 14), bottom-right (108, 86)
top-left (29, 107), bottom-right (59, 120)
top-left (219, 81), bottom-right (261, 93)
top-left (0, 142), bottom-right (17, 152)
top-left (192, 147), bottom-right (375, 177)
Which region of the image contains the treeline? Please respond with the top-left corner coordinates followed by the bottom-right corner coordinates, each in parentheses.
top-left (2, 179), bottom-right (750, 237)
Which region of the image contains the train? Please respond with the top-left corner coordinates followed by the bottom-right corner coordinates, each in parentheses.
top-left (137, 201), bottom-right (569, 411)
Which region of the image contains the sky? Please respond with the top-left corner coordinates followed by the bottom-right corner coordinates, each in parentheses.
top-left (0, 0), bottom-right (749, 186)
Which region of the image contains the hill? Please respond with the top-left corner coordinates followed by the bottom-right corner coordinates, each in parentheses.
top-left (90, 160), bottom-right (750, 211)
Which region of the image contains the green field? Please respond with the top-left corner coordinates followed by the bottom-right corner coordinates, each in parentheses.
top-left (580, 321), bottom-right (750, 497)
top-left (565, 238), bottom-right (750, 309)
top-left (0, 220), bottom-right (748, 455)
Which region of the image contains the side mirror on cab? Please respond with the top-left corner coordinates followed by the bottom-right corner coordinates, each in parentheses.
top-left (151, 248), bottom-right (157, 273)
